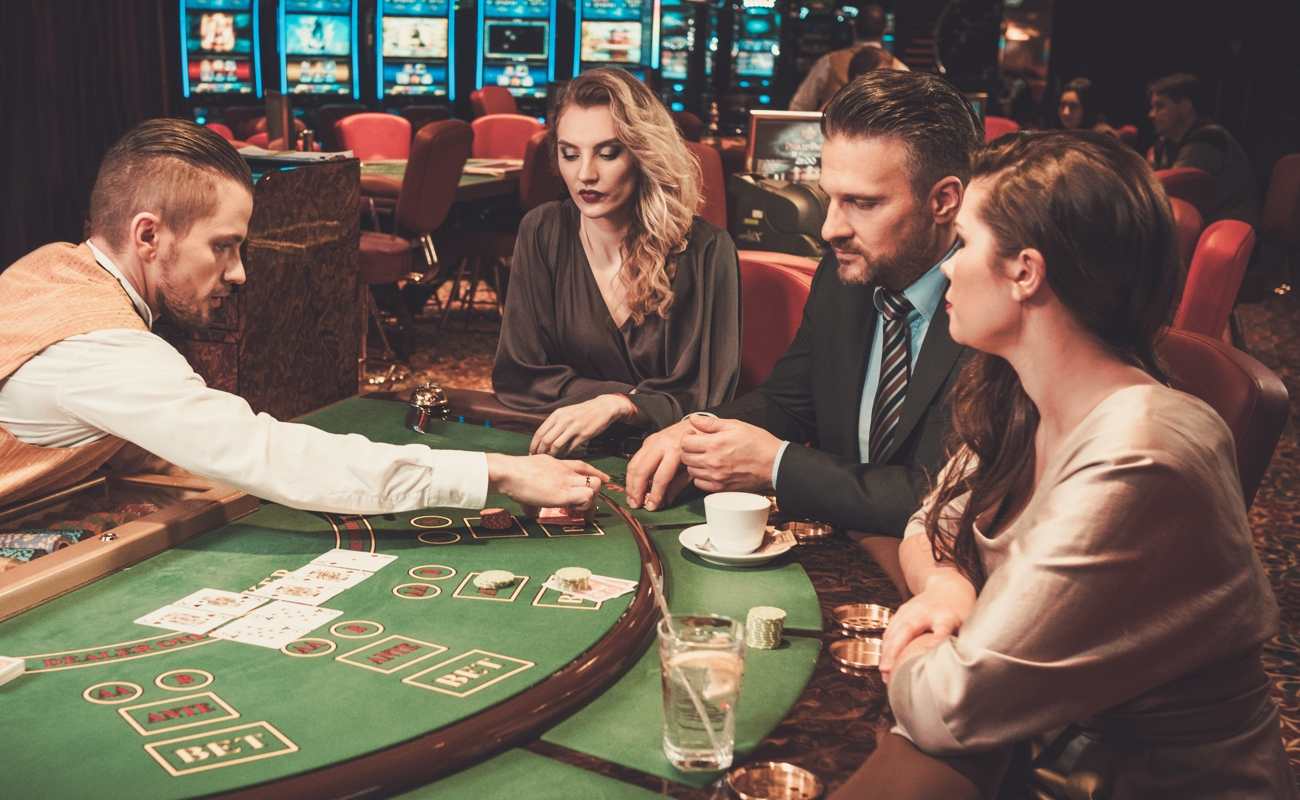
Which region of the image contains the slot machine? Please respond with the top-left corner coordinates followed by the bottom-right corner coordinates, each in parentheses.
top-left (720, 0), bottom-right (782, 134)
top-left (476, 0), bottom-right (557, 117)
top-left (573, 0), bottom-right (659, 83)
top-left (657, 0), bottom-right (711, 116)
top-left (786, 1), bottom-right (854, 79)
top-left (277, 0), bottom-right (360, 99)
top-left (179, 0), bottom-right (264, 124)
top-left (375, 0), bottom-right (455, 106)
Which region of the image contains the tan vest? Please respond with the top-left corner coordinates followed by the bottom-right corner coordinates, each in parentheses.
top-left (0, 243), bottom-right (148, 505)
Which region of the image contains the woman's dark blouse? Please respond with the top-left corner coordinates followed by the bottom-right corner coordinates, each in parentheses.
top-left (492, 200), bottom-right (741, 431)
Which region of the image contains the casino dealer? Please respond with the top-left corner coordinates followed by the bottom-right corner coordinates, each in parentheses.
top-left (0, 119), bottom-right (608, 516)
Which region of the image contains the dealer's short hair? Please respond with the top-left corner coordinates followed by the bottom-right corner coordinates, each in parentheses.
top-left (88, 118), bottom-right (252, 250)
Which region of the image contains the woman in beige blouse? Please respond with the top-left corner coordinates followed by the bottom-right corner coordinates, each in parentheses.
top-left (878, 131), bottom-right (1294, 797)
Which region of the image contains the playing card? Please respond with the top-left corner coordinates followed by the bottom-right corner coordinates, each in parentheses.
top-left (537, 507), bottom-right (590, 526)
top-left (134, 605), bottom-right (233, 635)
top-left (171, 588), bottom-right (268, 616)
top-left (248, 600), bottom-right (343, 629)
top-left (542, 574), bottom-right (638, 603)
top-left (248, 577), bottom-right (345, 606)
top-left (286, 564), bottom-right (372, 591)
top-left (210, 603), bottom-right (342, 649)
top-left (310, 548), bottom-right (398, 572)
top-left (209, 616), bottom-right (301, 649)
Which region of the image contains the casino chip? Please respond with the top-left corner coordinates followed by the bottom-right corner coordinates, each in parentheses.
top-left (473, 570), bottom-right (516, 590)
top-left (745, 606), bottom-right (786, 650)
top-left (480, 508), bottom-right (513, 530)
top-left (554, 566), bottom-right (592, 593)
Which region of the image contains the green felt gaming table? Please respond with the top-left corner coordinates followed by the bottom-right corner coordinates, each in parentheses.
top-left (0, 397), bottom-right (823, 799)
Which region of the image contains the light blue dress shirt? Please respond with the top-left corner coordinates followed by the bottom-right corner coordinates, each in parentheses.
top-left (770, 245), bottom-right (955, 488)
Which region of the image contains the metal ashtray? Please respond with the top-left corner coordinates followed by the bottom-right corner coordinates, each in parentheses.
top-left (830, 637), bottom-right (883, 676)
top-left (406, 382), bottom-right (450, 433)
top-left (726, 761), bottom-right (824, 800)
top-left (780, 521), bottom-right (833, 544)
top-left (832, 603), bottom-right (893, 637)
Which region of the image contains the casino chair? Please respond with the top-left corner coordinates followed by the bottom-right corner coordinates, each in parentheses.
top-left (673, 110), bottom-right (706, 142)
top-left (400, 104), bottom-right (453, 136)
top-left (737, 254), bottom-right (812, 393)
top-left (335, 113), bottom-right (411, 162)
top-left (1259, 153), bottom-right (1300, 283)
top-left (1173, 219), bottom-right (1256, 341)
top-left (470, 114), bottom-right (544, 160)
top-left (1169, 197), bottom-right (1204, 275)
top-left (310, 103), bottom-right (367, 151)
top-left (686, 141), bottom-right (728, 230)
top-left (205, 122), bottom-right (236, 141)
top-left (1117, 124), bottom-right (1139, 150)
top-left (982, 115), bottom-right (1020, 143)
top-left (1157, 328), bottom-right (1289, 509)
top-left (358, 119), bottom-right (473, 367)
top-left (470, 86), bottom-right (518, 118)
top-left (1156, 166), bottom-right (1216, 220)
top-left (734, 250), bottom-right (819, 279)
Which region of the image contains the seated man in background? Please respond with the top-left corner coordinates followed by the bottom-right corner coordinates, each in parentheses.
top-left (627, 70), bottom-right (981, 538)
top-left (1148, 72), bottom-right (1259, 227)
top-left (789, 3), bottom-right (908, 112)
top-left (0, 118), bottom-right (605, 515)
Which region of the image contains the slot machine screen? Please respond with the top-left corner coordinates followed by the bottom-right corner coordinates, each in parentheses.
top-left (383, 18), bottom-right (448, 58)
top-left (580, 21), bottom-right (642, 63)
top-left (284, 14), bottom-right (351, 55)
top-left (736, 49), bottom-right (776, 78)
top-left (482, 63), bottom-right (546, 97)
top-left (180, 0), bottom-right (261, 97)
top-left (484, 0), bottom-right (550, 18)
top-left (746, 111), bottom-right (824, 182)
top-left (378, 0), bottom-right (452, 99)
top-left (280, 0), bottom-right (358, 96)
top-left (661, 50), bottom-right (687, 80)
top-left (486, 22), bottom-right (549, 58)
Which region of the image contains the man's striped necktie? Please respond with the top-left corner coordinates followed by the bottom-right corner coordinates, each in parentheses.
top-left (869, 286), bottom-right (914, 463)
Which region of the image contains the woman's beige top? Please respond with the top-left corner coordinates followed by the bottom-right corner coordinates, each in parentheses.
top-left (890, 384), bottom-right (1293, 796)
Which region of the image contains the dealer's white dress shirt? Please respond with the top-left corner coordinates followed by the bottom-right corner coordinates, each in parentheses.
top-left (0, 241), bottom-right (488, 513)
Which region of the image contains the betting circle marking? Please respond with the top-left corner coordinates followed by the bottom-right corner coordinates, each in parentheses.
top-left (281, 638), bottom-right (337, 658)
top-left (393, 582), bottom-right (442, 600)
top-left (330, 620), bottom-right (385, 639)
top-left (417, 530), bottom-right (462, 545)
top-left (408, 564), bottom-right (457, 581)
top-left (410, 515), bottom-right (453, 529)
top-left (154, 668), bottom-right (214, 691)
top-left (82, 680), bottom-right (143, 705)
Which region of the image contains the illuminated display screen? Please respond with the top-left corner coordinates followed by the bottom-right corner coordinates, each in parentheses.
top-left (181, 0), bottom-right (259, 96)
top-left (284, 14), bottom-right (351, 55)
top-left (383, 0), bottom-right (448, 13)
top-left (486, 21), bottom-right (548, 58)
top-left (379, 0), bottom-right (451, 99)
top-left (382, 62), bottom-right (449, 93)
top-left (279, 0), bottom-right (356, 96)
top-left (580, 21), bottom-right (641, 63)
top-left (483, 63), bottom-right (546, 97)
top-left (582, 0), bottom-right (643, 21)
top-left (736, 50), bottom-right (775, 77)
top-left (661, 50), bottom-right (687, 79)
top-left (383, 17), bottom-right (448, 58)
top-left (285, 59), bottom-right (351, 92)
top-left (483, 0), bottom-right (550, 20)
top-left (285, 0), bottom-right (351, 11)
top-left (749, 112), bottom-right (824, 180)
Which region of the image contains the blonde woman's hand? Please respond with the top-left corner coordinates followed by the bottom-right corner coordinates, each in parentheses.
top-left (529, 394), bottom-right (637, 456)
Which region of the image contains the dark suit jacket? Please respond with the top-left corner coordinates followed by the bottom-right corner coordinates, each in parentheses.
top-left (713, 253), bottom-right (967, 536)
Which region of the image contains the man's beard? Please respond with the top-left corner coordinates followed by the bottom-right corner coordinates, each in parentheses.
top-left (156, 251), bottom-right (210, 332)
top-left (833, 218), bottom-right (937, 290)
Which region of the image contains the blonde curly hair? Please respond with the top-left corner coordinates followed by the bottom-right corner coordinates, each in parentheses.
top-left (550, 68), bottom-right (702, 324)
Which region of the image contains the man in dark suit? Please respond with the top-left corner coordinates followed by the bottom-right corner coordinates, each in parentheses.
top-left (626, 70), bottom-right (981, 537)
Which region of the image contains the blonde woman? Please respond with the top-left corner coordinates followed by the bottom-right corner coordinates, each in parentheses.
top-left (493, 68), bottom-right (741, 456)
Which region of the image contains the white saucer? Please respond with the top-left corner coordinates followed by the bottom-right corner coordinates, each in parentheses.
top-left (678, 524), bottom-right (794, 567)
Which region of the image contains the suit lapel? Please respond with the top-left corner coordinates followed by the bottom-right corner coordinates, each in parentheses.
top-left (878, 301), bottom-right (963, 462)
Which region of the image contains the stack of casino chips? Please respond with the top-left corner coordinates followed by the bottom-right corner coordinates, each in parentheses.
top-left (554, 567), bottom-right (592, 594)
top-left (473, 570), bottom-right (517, 594)
top-left (479, 508), bottom-right (513, 530)
top-left (745, 606), bottom-right (787, 650)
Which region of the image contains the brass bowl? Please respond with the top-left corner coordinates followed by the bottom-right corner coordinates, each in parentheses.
top-left (831, 603), bottom-right (893, 637)
top-left (830, 637), bottom-right (883, 675)
top-left (779, 521), bottom-right (833, 544)
top-left (726, 761), bottom-right (824, 800)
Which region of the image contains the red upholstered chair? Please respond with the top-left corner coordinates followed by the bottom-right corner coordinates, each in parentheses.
top-left (1261, 153), bottom-right (1300, 250)
top-left (470, 114), bottom-right (544, 159)
top-left (735, 250), bottom-right (819, 278)
top-left (1173, 219), bottom-right (1256, 339)
top-left (518, 129), bottom-right (567, 211)
top-left (1157, 328), bottom-right (1289, 508)
top-left (1156, 166), bottom-right (1216, 219)
top-left (205, 122), bottom-right (236, 141)
top-left (686, 141), bottom-right (727, 229)
top-left (1117, 124), bottom-right (1139, 149)
top-left (737, 254), bottom-right (812, 393)
top-left (335, 113), bottom-right (411, 161)
top-left (358, 120), bottom-right (473, 362)
top-left (673, 110), bottom-right (705, 142)
top-left (1169, 197), bottom-right (1204, 274)
top-left (982, 115), bottom-right (1020, 143)
top-left (469, 86), bottom-right (518, 117)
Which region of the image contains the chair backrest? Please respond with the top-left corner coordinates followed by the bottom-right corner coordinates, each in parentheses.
top-left (983, 115), bottom-right (1020, 143)
top-left (396, 119), bottom-right (473, 236)
top-left (335, 112), bottom-right (412, 161)
top-left (673, 110), bottom-right (705, 142)
top-left (736, 249), bottom-right (819, 277)
top-left (1173, 219), bottom-right (1256, 339)
top-left (1157, 327), bottom-right (1289, 508)
top-left (1261, 153), bottom-right (1300, 246)
top-left (205, 122), bottom-right (236, 141)
top-left (1156, 166), bottom-right (1216, 219)
top-left (518, 130), bottom-right (568, 211)
top-left (310, 103), bottom-right (367, 150)
top-left (471, 113), bottom-right (544, 159)
top-left (470, 86), bottom-right (518, 117)
top-left (245, 131), bottom-right (269, 147)
top-left (399, 104), bottom-right (452, 135)
top-left (686, 141), bottom-right (727, 229)
top-left (1169, 196), bottom-right (1204, 274)
top-left (737, 254), bottom-right (813, 392)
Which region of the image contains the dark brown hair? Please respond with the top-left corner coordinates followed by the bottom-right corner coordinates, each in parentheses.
top-left (821, 70), bottom-right (982, 200)
top-left (1148, 72), bottom-right (1203, 112)
top-left (924, 131), bottom-right (1180, 584)
top-left (88, 118), bottom-right (252, 250)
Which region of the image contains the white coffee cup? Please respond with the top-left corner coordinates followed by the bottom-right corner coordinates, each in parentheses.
top-left (703, 492), bottom-right (771, 554)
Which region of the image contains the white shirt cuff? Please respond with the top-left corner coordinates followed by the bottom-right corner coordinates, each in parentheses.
top-left (771, 440), bottom-right (791, 491)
